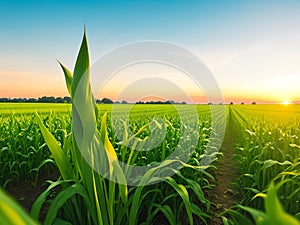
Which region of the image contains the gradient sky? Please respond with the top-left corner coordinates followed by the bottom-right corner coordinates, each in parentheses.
top-left (1, 0), bottom-right (300, 103)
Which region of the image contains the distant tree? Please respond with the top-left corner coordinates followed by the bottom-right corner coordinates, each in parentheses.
top-left (181, 101), bottom-right (187, 105)
top-left (230, 102), bottom-right (234, 105)
top-left (38, 96), bottom-right (55, 103)
top-left (114, 101), bottom-right (120, 104)
top-left (241, 102), bottom-right (244, 105)
top-left (166, 100), bottom-right (175, 104)
top-left (11, 98), bottom-right (26, 102)
top-left (49, 97), bottom-right (55, 102)
top-left (63, 96), bottom-right (71, 103)
top-left (28, 98), bottom-right (37, 102)
top-left (252, 102), bottom-right (256, 105)
top-left (121, 100), bottom-right (127, 104)
top-left (56, 97), bottom-right (64, 103)
top-left (208, 102), bottom-right (212, 105)
top-left (38, 96), bottom-right (46, 102)
top-left (101, 98), bottom-right (113, 104)
top-left (0, 98), bottom-right (9, 102)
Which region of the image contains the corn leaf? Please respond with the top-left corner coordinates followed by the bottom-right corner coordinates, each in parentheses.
top-left (0, 189), bottom-right (39, 225)
top-left (44, 183), bottom-right (96, 225)
top-left (58, 61), bottom-right (73, 96)
top-left (35, 112), bottom-right (75, 181)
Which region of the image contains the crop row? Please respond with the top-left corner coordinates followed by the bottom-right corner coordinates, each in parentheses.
top-left (223, 105), bottom-right (300, 224)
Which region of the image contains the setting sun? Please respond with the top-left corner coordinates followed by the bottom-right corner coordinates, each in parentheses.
top-left (283, 100), bottom-right (290, 105)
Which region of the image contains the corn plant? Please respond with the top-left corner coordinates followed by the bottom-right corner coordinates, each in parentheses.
top-left (31, 29), bottom-right (215, 225)
top-left (222, 180), bottom-right (300, 225)
top-left (0, 112), bottom-right (70, 187)
top-left (228, 105), bottom-right (300, 221)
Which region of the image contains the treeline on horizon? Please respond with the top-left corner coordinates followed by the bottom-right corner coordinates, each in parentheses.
top-left (0, 96), bottom-right (263, 105)
top-left (0, 96), bottom-right (189, 104)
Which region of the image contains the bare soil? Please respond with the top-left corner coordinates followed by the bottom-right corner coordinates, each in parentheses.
top-left (5, 172), bottom-right (59, 220)
top-left (208, 119), bottom-right (240, 224)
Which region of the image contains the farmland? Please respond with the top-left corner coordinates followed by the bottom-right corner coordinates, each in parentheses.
top-left (0, 33), bottom-right (299, 225)
top-left (0, 103), bottom-right (299, 225)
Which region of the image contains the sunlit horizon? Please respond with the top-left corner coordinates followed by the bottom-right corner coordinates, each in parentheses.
top-left (1, 1), bottom-right (300, 104)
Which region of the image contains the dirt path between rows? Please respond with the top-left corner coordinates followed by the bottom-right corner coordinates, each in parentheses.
top-left (209, 110), bottom-right (239, 224)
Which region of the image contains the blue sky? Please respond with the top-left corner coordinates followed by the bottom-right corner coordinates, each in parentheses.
top-left (1, 0), bottom-right (300, 103)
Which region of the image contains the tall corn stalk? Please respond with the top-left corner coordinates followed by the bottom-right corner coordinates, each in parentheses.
top-left (31, 29), bottom-right (212, 225)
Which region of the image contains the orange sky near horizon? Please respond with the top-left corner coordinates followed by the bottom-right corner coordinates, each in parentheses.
top-left (2, 1), bottom-right (300, 104)
top-left (0, 71), bottom-right (68, 98)
top-left (2, 43), bottom-right (300, 105)
top-left (0, 69), bottom-right (298, 104)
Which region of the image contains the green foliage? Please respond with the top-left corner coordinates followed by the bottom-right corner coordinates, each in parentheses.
top-left (3, 30), bottom-right (299, 225)
top-left (32, 30), bottom-right (215, 225)
top-left (0, 188), bottom-right (39, 225)
top-left (223, 105), bottom-right (300, 224)
top-left (222, 181), bottom-right (300, 225)
top-left (0, 110), bottom-right (71, 187)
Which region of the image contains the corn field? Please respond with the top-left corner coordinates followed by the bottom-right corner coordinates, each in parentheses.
top-left (0, 32), bottom-right (299, 225)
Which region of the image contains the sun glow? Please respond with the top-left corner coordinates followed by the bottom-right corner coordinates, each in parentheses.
top-left (283, 100), bottom-right (290, 105)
